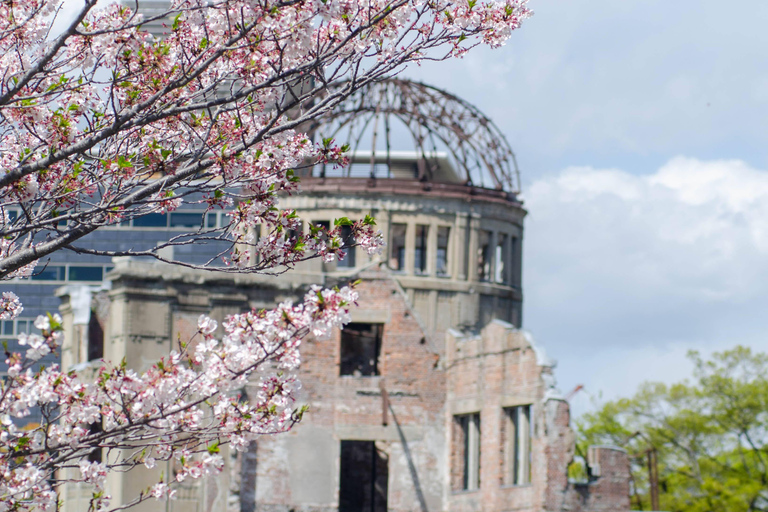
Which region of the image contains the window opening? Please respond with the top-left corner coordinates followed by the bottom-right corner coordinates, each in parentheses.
top-left (477, 230), bottom-right (492, 281)
top-left (340, 323), bottom-right (383, 376)
top-left (502, 405), bottom-right (531, 486)
top-left (338, 224), bottom-right (356, 268)
top-left (169, 212), bottom-right (203, 228)
top-left (339, 441), bottom-right (388, 512)
top-left (510, 236), bottom-right (519, 286)
top-left (437, 226), bottom-right (450, 276)
top-left (31, 265), bottom-right (66, 281)
top-left (68, 266), bottom-right (104, 282)
top-left (389, 224), bottom-right (407, 271)
top-left (132, 212), bottom-right (168, 227)
top-left (452, 413), bottom-right (481, 491)
top-left (495, 234), bottom-right (507, 284)
top-left (87, 421), bottom-right (103, 463)
top-left (88, 309), bottom-right (104, 362)
top-left (414, 225), bottom-right (429, 274)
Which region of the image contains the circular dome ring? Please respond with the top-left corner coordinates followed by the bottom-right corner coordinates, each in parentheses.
top-left (310, 78), bottom-right (521, 193)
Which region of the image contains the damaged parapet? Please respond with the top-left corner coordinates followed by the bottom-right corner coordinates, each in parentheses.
top-left (445, 321), bottom-right (631, 512)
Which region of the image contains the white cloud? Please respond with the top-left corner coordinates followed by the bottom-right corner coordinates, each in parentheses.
top-left (523, 157), bottom-right (768, 408)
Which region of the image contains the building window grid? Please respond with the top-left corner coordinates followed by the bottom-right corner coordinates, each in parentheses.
top-left (27, 264), bottom-right (114, 283)
top-left (122, 211), bottom-right (231, 229)
top-left (0, 317), bottom-right (40, 338)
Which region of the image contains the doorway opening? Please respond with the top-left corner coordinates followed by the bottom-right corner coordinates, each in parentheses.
top-left (339, 441), bottom-right (388, 512)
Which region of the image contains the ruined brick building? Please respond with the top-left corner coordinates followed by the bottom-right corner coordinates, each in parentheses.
top-left (45, 77), bottom-right (633, 511)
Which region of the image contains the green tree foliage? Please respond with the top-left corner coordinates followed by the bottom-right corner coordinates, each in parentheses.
top-left (576, 346), bottom-right (768, 512)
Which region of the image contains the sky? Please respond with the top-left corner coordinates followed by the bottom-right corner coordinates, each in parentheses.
top-left (403, 0), bottom-right (768, 413)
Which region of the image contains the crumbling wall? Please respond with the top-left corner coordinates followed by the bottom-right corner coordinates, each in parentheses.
top-left (447, 321), bottom-right (631, 512)
top-left (252, 270), bottom-right (447, 512)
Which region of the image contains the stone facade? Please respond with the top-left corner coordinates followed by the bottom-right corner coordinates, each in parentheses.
top-left (57, 246), bottom-right (629, 512)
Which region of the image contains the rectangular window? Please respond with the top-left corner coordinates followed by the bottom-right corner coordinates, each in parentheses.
top-left (502, 405), bottom-right (531, 486)
top-left (16, 319), bottom-right (29, 334)
top-left (31, 265), bottom-right (66, 281)
top-left (340, 323), bottom-right (383, 376)
top-left (339, 441), bottom-right (388, 512)
top-left (206, 212), bottom-right (218, 228)
top-left (414, 225), bottom-right (428, 274)
top-left (337, 224), bottom-right (356, 268)
top-left (1, 321), bottom-right (13, 336)
top-left (495, 234), bottom-right (507, 284)
top-left (477, 230), bottom-right (492, 281)
top-left (133, 213), bottom-right (168, 227)
top-left (389, 224), bottom-right (407, 271)
top-left (437, 226), bottom-right (450, 276)
top-left (169, 212), bottom-right (203, 228)
top-left (452, 413), bottom-right (481, 491)
top-left (68, 266), bottom-right (104, 282)
top-left (87, 421), bottom-right (103, 463)
top-left (88, 310), bottom-right (104, 362)
top-left (510, 236), bottom-right (519, 286)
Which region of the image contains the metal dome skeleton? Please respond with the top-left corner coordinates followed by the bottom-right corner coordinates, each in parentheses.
top-left (309, 79), bottom-right (521, 193)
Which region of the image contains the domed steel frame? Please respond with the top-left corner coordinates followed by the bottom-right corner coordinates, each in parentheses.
top-left (309, 78), bottom-right (521, 193)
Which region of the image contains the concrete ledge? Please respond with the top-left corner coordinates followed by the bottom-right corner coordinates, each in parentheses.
top-left (335, 424), bottom-right (423, 442)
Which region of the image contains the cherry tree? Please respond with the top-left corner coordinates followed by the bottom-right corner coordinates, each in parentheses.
top-left (0, 0), bottom-right (531, 509)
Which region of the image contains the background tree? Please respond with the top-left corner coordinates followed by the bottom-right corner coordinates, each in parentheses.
top-left (0, 0), bottom-right (530, 509)
top-left (576, 346), bottom-right (768, 512)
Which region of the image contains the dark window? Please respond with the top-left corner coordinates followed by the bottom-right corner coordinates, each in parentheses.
top-left (414, 225), bottom-right (428, 274)
top-left (132, 213), bottom-right (167, 227)
top-left (314, 220), bottom-right (331, 240)
top-left (1, 321), bottom-right (13, 336)
top-left (206, 212), bottom-right (218, 228)
top-left (340, 323), bottom-right (383, 376)
top-left (339, 441), bottom-right (388, 512)
top-left (437, 226), bottom-right (450, 276)
top-left (389, 224), bottom-right (406, 271)
top-left (510, 237), bottom-right (519, 286)
top-left (88, 310), bottom-right (104, 362)
top-left (338, 224), bottom-right (356, 268)
top-left (31, 265), bottom-right (65, 281)
top-left (169, 212), bottom-right (203, 228)
top-left (16, 320), bottom-right (28, 334)
top-left (502, 405), bottom-right (531, 486)
top-left (87, 421), bottom-right (103, 463)
top-left (7, 210), bottom-right (18, 223)
top-left (68, 266), bottom-right (104, 282)
top-left (452, 413), bottom-right (480, 491)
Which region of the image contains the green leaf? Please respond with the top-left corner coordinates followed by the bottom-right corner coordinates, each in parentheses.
top-left (334, 217), bottom-right (353, 227)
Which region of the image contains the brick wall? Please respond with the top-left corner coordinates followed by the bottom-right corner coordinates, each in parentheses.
top-left (70, 264), bottom-right (630, 512)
